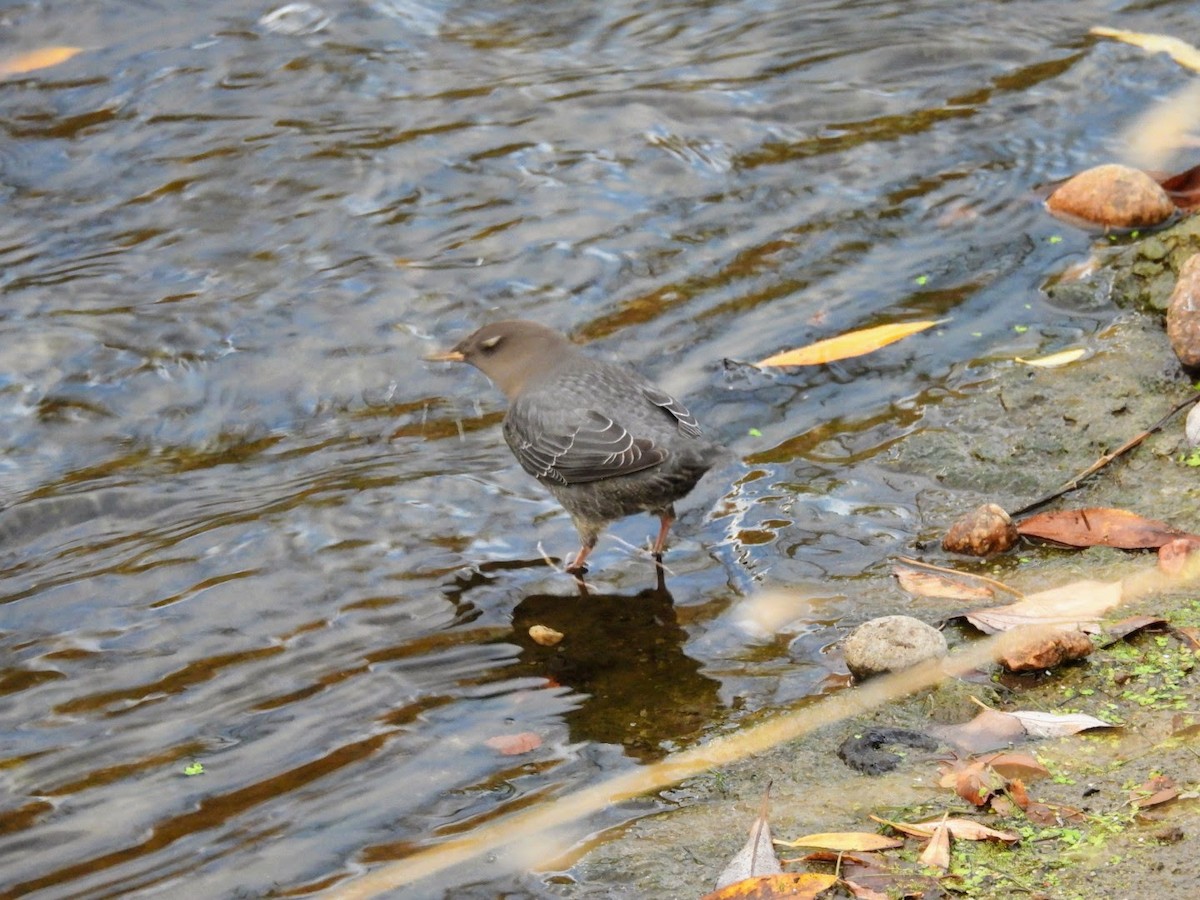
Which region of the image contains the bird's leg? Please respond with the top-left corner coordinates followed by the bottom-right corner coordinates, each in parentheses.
top-left (566, 531), bottom-right (598, 575)
top-left (651, 506), bottom-right (676, 559)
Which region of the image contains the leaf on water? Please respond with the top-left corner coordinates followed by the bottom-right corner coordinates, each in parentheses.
top-left (1159, 162), bottom-right (1200, 211)
top-left (483, 732), bottom-right (542, 755)
top-left (1017, 507), bottom-right (1191, 549)
top-left (774, 832), bottom-right (903, 852)
top-left (714, 786), bottom-right (781, 891)
top-left (930, 707), bottom-right (1027, 753)
top-left (756, 320), bottom-right (947, 367)
top-left (893, 566), bottom-right (996, 602)
top-left (1008, 709), bottom-right (1116, 739)
top-left (1015, 348), bottom-right (1087, 368)
top-left (917, 816), bottom-right (951, 870)
top-left (960, 577), bottom-right (1124, 634)
top-left (0, 46), bottom-right (82, 76)
top-left (1090, 27), bottom-right (1200, 73)
top-left (701, 873), bottom-right (841, 900)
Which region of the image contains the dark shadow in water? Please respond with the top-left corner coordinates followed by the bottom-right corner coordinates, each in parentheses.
top-left (508, 572), bottom-right (723, 762)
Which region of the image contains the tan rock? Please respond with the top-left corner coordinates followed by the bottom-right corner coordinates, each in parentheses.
top-left (943, 503), bottom-right (1018, 556)
top-left (1046, 163), bottom-right (1175, 229)
top-left (1167, 253), bottom-right (1200, 369)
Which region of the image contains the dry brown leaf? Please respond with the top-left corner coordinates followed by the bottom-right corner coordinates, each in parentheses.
top-left (918, 817), bottom-right (951, 870)
top-left (757, 320), bottom-right (946, 367)
top-left (1159, 536), bottom-right (1200, 575)
top-left (0, 46), bottom-right (82, 76)
top-left (1131, 775), bottom-right (1180, 809)
top-left (715, 787), bottom-right (781, 890)
top-left (979, 751), bottom-right (1050, 781)
top-left (1160, 162), bottom-right (1200, 211)
top-left (873, 815), bottom-right (1017, 843)
top-left (701, 872), bottom-right (840, 900)
top-left (911, 818), bottom-right (1019, 843)
top-left (1017, 508), bottom-right (1190, 550)
top-left (774, 832), bottom-right (902, 852)
top-left (1175, 625), bottom-right (1200, 650)
top-left (483, 732), bottom-right (542, 755)
top-left (961, 578), bottom-right (1124, 634)
top-left (894, 566), bottom-right (996, 602)
top-left (842, 879), bottom-right (889, 900)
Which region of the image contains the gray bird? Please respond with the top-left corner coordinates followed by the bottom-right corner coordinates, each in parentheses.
top-left (428, 320), bottom-right (723, 574)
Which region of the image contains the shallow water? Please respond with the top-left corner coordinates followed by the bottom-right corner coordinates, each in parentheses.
top-left (1, 0), bottom-right (1198, 896)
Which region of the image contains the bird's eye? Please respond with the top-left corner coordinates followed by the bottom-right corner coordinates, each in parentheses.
top-left (480, 335), bottom-right (503, 352)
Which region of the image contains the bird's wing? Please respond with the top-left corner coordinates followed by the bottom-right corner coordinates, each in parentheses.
top-left (641, 385), bottom-right (702, 436)
top-left (504, 406), bottom-right (667, 485)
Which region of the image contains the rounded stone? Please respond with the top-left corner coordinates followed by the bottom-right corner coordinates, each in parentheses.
top-left (1046, 163), bottom-right (1176, 230)
top-left (842, 615), bottom-right (948, 680)
top-left (943, 503), bottom-right (1019, 556)
top-left (1167, 253), bottom-right (1200, 369)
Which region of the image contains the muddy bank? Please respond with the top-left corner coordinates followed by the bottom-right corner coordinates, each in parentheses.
top-left (552, 222), bottom-right (1200, 898)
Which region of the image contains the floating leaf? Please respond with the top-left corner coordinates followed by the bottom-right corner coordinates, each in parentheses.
top-left (960, 577), bottom-right (1124, 634)
top-left (894, 565), bottom-right (996, 602)
top-left (1017, 507), bottom-right (1192, 550)
top-left (1090, 27), bottom-right (1200, 73)
top-left (1015, 348), bottom-right (1086, 368)
top-left (0, 46), bottom-right (82, 76)
top-left (757, 320), bottom-right (946, 367)
top-left (484, 732), bottom-right (542, 755)
top-left (774, 832), bottom-right (903, 852)
top-left (714, 787), bottom-right (781, 890)
top-left (182, 761), bottom-right (204, 776)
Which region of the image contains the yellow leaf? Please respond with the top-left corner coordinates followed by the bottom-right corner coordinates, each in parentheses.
top-left (757, 320), bottom-right (947, 367)
top-left (0, 46), bottom-right (83, 76)
top-left (774, 831), bottom-right (903, 851)
top-left (1090, 27), bottom-right (1200, 73)
top-left (1015, 348), bottom-right (1086, 368)
top-left (700, 872), bottom-right (840, 900)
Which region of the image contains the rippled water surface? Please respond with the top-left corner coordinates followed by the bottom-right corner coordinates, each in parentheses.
top-left (2, 0), bottom-right (1199, 896)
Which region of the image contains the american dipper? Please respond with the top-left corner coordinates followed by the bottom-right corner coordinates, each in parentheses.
top-left (428, 320), bottom-right (723, 574)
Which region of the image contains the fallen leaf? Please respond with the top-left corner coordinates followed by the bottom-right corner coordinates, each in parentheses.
top-left (996, 627), bottom-right (1094, 672)
top-left (843, 879), bottom-right (889, 900)
top-left (1015, 348), bottom-right (1087, 368)
top-left (774, 832), bottom-right (903, 852)
top-left (1131, 775), bottom-right (1180, 809)
top-left (528, 624), bottom-right (564, 646)
top-left (1017, 508), bottom-right (1191, 550)
top-left (1099, 615), bottom-right (1168, 645)
top-left (894, 566), bottom-right (996, 602)
top-left (1024, 801), bottom-right (1085, 826)
top-left (1175, 626), bottom-right (1200, 650)
top-left (1090, 27), bottom-right (1200, 73)
top-left (960, 578), bottom-right (1124, 634)
top-left (715, 787), bottom-right (781, 890)
top-left (1160, 162), bottom-right (1200, 211)
top-left (930, 707), bottom-right (1027, 753)
top-left (1159, 536), bottom-right (1200, 575)
top-left (701, 872), bottom-right (840, 900)
top-left (979, 751), bottom-right (1050, 781)
top-left (1007, 709), bottom-right (1115, 739)
top-left (1008, 778), bottom-right (1030, 810)
top-left (873, 815), bottom-right (1017, 843)
top-left (757, 320), bottom-right (946, 367)
top-left (0, 46), bottom-right (82, 76)
top-left (483, 732), bottom-right (542, 755)
top-left (918, 817), bottom-right (951, 870)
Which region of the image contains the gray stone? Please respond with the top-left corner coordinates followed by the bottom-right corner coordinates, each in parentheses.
top-left (842, 615), bottom-right (948, 680)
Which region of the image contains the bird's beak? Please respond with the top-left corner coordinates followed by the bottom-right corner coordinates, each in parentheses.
top-left (424, 348), bottom-right (465, 362)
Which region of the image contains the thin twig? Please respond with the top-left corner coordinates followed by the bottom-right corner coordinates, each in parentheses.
top-left (1011, 392), bottom-right (1200, 518)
